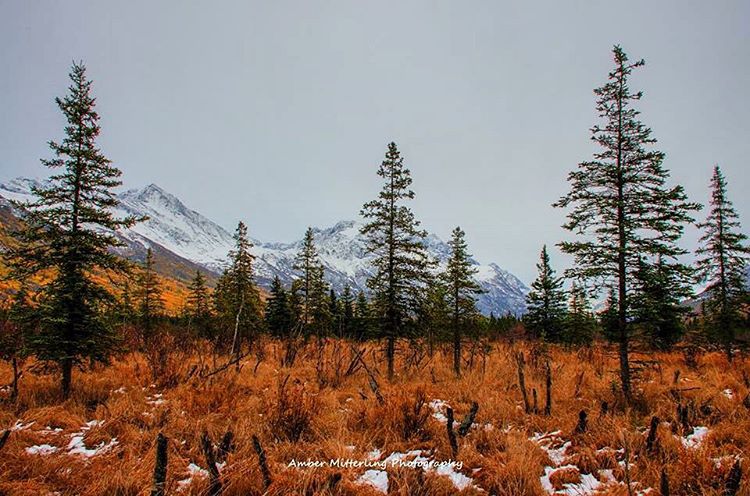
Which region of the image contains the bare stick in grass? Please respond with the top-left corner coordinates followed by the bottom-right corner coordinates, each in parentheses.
top-left (446, 407), bottom-right (458, 457)
top-left (150, 432), bottom-right (168, 496)
top-left (544, 360), bottom-right (552, 416)
top-left (458, 402), bottom-right (479, 436)
top-left (201, 431), bottom-right (222, 496)
top-left (660, 468), bottom-right (670, 496)
top-left (645, 416), bottom-right (660, 454)
top-left (725, 459), bottom-right (741, 496)
top-left (253, 434), bottom-right (272, 490)
top-left (516, 352), bottom-right (530, 414)
top-left (0, 430), bottom-right (9, 452)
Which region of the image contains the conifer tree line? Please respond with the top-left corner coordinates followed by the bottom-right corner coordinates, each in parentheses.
top-left (1, 46), bottom-right (748, 397)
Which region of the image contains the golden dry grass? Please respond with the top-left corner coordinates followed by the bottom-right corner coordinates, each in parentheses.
top-left (0, 340), bottom-right (748, 495)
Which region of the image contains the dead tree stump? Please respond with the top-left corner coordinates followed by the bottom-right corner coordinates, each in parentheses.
top-left (446, 407), bottom-right (459, 457)
top-left (253, 434), bottom-right (272, 490)
top-left (201, 431), bottom-right (222, 496)
top-left (150, 432), bottom-right (168, 496)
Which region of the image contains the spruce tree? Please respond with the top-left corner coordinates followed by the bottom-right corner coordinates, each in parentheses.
top-left (554, 46), bottom-right (699, 400)
top-left (695, 165), bottom-right (749, 360)
top-left (308, 264), bottom-right (331, 340)
top-left (1, 288), bottom-right (34, 401)
top-left (419, 278), bottom-right (451, 356)
top-left (632, 257), bottom-right (687, 350)
top-left (443, 226), bottom-right (482, 376)
top-left (294, 228), bottom-right (321, 327)
top-left (564, 283), bottom-right (596, 345)
top-left (5, 62), bottom-right (140, 397)
top-left (186, 270), bottom-right (212, 338)
top-left (329, 288), bottom-right (340, 333)
top-left (360, 142), bottom-right (432, 379)
top-left (214, 221), bottom-right (261, 357)
top-left (525, 246), bottom-right (567, 342)
top-left (341, 285), bottom-right (355, 336)
top-left (265, 276), bottom-right (292, 337)
top-left (138, 248), bottom-right (165, 337)
top-left (354, 290), bottom-right (372, 340)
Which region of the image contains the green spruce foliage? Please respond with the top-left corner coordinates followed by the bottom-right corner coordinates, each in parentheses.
top-left (564, 283), bottom-right (596, 345)
top-left (695, 166), bottom-right (749, 360)
top-left (214, 221), bottom-right (261, 356)
top-left (525, 246), bottom-right (567, 342)
top-left (265, 276), bottom-right (293, 337)
top-left (138, 248), bottom-right (165, 338)
top-left (5, 62), bottom-right (140, 397)
top-left (360, 142), bottom-right (432, 379)
top-left (186, 270), bottom-right (212, 338)
top-left (554, 46), bottom-right (699, 400)
top-left (443, 226), bottom-right (482, 376)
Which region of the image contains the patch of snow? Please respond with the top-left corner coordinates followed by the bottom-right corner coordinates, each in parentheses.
top-left (435, 463), bottom-right (475, 491)
top-left (367, 448), bottom-right (382, 461)
top-left (539, 465), bottom-right (603, 495)
top-left (67, 435), bottom-right (119, 457)
top-left (429, 399), bottom-right (450, 423)
top-left (681, 426), bottom-right (709, 449)
top-left (723, 389), bottom-right (734, 399)
top-left (177, 463), bottom-right (211, 490)
top-left (25, 444), bottom-right (59, 455)
top-left (531, 431), bottom-right (572, 466)
top-left (357, 469), bottom-right (388, 494)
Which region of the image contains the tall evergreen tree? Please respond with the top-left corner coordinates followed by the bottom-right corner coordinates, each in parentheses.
top-left (443, 227), bottom-right (482, 376)
top-left (695, 165), bottom-right (749, 360)
top-left (138, 248), bottom-right (164, 337)
top-left (5, 62), bottom-right (140, 397)
top-left (265, 276), bottom-right (292, 337)
top-left (360, 142), bottom-right (432, 379)
top-left (525, 246), bottom-right (567, 341)
top-left (214, 221), bottom-right (261, 357)
top-left (554, 46), bottom-right (700, 400)
top-left (294, 228), bottom-right (321, 327)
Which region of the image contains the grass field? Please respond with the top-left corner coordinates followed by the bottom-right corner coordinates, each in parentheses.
top-left (0, 339), bottom-right (748, 495)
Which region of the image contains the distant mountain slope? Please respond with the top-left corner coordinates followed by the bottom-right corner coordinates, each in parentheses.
top-left (0, 177), bottom-right (529, 315)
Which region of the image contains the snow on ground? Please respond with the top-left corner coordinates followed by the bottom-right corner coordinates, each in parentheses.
top-left (177, 462), bottom-right (211, 490)
top-left (429, 399), bottom-right (450, 423)
top-left (357, 470), bottom-right (389, 494)
top-left (17, 419), bottom-right (118, 459)
top-left (434, 463), bottom-right (476, 491)
top-left (368, 448), bottom-right (481, 492)
top-left (146, 393), bottom-right (167, 406)
top-left (530, 431), bottom-right (652, 495)
top-left (680, 426), bottom-right (709, 449)
top-left (723, 389), bottom-right (734, 399)
top-left (530, 431), bottom-right (571, 466)
top-left (25, 444), bottom-right (59, 455)
top-left (67, 435), bottom-right (119, 458)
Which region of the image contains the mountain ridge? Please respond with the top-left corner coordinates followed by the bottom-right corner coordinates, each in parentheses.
top-left (0, 176), bottom-right (529, 315)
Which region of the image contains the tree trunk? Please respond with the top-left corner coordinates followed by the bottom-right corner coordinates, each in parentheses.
top-left (61, 357), bottom-right (73, 399)
top-left (10, 357), bottom-right (19, 402)
top-left (453, 295), bottom-right (461, 377)
top-left (386, 335), bottom-right (395, 381)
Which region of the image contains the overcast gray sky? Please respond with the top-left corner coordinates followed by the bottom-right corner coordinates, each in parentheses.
top-left (1, 1), bottom-right (749, 283)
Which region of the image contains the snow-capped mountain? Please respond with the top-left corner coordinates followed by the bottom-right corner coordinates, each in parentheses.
top-left (0, 177), bottom-right (529, 315)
